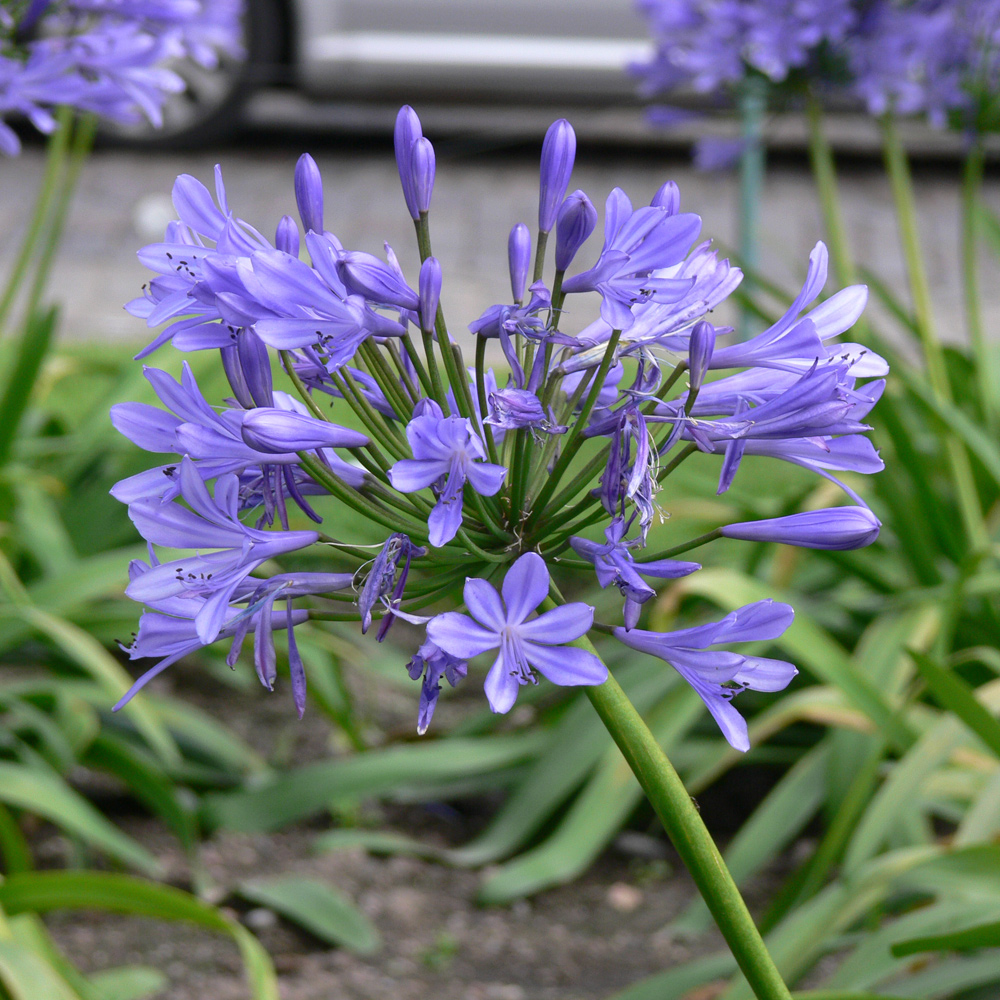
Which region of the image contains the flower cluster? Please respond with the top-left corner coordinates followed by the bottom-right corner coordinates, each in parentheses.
top-left (0, 0), bottom-right (243, 154)
top-left (634, 0), bottom-right (854, 94)
top-left (113, 109), bottom-right (885, 751)
top-left (633, 0), bottom-right (1000, 132)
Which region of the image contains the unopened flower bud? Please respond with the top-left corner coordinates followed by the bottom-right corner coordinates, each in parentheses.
top-left (650, 181), bottom-right (680, 214)
top-left (688, 321), bottom-right (716, 393)
top-left (410, 136), bottom-right (435, 215)
top-left (538, 119), bottom-right (576, 233)
top-left (555, 189), bottom-right (597, 271)
top-left (294, 154), bottom-right (323, 234)
top-left (274, 215), bottom-right (300, 258)
top-left (508, 223), bottom-right (531, 303)
top-left (394, 105), bottom-right (424, 220)
top-left (419, 256), bottom-right (442, 332)
top-left (241, 408), bottom-right (368, 453)
top-left (720, 507), bottom-right (881, 550)
top-left (237, 328), bottom-right (274, 407)
top-left (337, 251), bottom-right (419, 310)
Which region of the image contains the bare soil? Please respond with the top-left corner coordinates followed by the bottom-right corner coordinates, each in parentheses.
top-left (42, 649), bottom-right (790, 999)
top-left (46, 811), bottom-right (790, 1000)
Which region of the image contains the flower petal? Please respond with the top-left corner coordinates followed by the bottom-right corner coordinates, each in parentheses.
top-left (427, 611), bottom-right (499, 659)
top-left (387, 458), bottom-right (448, 493)
top-left (500, 552), bottom-right (550, 625)
top-left (731, 656), bottom-right (798, 693)
top-left (483, 650), bottom-right (521, 714)
top-left (516, 602), bottom-right (594, 644)
top-left (520, 640), bottom-right (607, 687)
top-left (463, 578), bottom-right (506, 632)
top-left (428, 495), bottom-right (463, 547)
top-left (465, 461), bottom-right (507, 496)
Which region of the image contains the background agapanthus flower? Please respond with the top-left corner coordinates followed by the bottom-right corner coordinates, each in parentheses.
top-left (0, 0), bottom-right (243, 154)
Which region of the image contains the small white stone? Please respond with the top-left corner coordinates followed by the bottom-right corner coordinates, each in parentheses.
top-left (606, 881), bottom-right (644, 912)
top-left (132, 193), bottom-right (177, 242)
top-left (244, 907), bottom-right (278, 930)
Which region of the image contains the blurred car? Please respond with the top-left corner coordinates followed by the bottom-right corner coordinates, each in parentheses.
top-left (112, 0), bottom-right (653, 145)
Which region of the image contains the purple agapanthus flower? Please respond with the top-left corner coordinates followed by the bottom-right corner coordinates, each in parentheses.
top-left (388, 409), bottom-right (506, 547)
top-left (570, 519), bottom-right (700, 628)
top-left (561, 188), bottom-right (702, 331)
top-left (109, 365), bottom-right (365, 524)
top-left (615, 599), bottom-right (796, 751)
top-left (590, 402), bottom-right (659, 537)
top-left (406, 641), bottom-right (468, 734)
top-left (357, 532), bottom-right (427, 638)
top-left (117, 560), bottom-right (353, 716)
top-left (428, 552), bottom-right (606, 713)
top-left (125, 458), bottom-right (319, 644)
top-left (485, 387), bottom-right (567, 436)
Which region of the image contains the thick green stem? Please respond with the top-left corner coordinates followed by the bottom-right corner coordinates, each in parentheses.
top-left (880, 116), bottom-right (951, 396)
top-left (881, 115), bottom-right (988, 552)
top-left (805, 95), bottom-right (856, 288)
top-left (23, 112), bottom-right (96, 322)
top-left (961, 138), bottom-right (996, 434)
top-left (738, 76), bottom-right (767, 340)
top-left (553, 609), bottom-right (793, 1000)
top-left (0, 107), bottom-right (74, 332)
top-left (532, 229), bottom-right (548, 285)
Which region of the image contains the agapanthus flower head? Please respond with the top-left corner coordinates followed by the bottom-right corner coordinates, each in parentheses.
top-left (633, 0), bottom-right (856, 96)
top-left (0, 0), bottom-right (244, 154)
top-left (115, 110), bottom-right (884, 744)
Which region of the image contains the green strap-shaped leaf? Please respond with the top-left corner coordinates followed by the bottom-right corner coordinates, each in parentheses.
top-left (0, 763), bottom-right (157, 873)
top-left (0, 594), bottom-right (179, 769)
top-left (87, 966), bottom-right (166, 1000)
top-left (476, 684), bottom-right (704, 903)
top-left (900, 366), bottom-right (1000, 492)
top-left (910, 650), bottom-right (1000, 759)
top-left (0, 306), bottom-right (58, 467)
top-left (203, 731), bottom-right (548, 833)
top-left (237, 876), bottom-right (380, 955)
top-left (0, 872), bottom-right (278, 1000)
top-left (892, 920), bottom-right (1000, 956)
top-left (842, 715), bottom-right (967, 877)
top-left (0, 938), bottom-right (82, 1000)
top-left (313, 829), bottom-right (447, 860)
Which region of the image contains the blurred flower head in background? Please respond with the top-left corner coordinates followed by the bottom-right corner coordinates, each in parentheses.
top-left (0, 0), bottom-right (243, 154)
